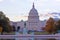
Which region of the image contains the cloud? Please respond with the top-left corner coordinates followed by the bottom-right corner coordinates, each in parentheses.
top-left (56, 0), bottom-right (60, 2)
top-left (27, 0), bottom-right (34, 2)
top-left (0, 0), bottom-right (3, 2)
top-left (10, 0), bottom-right (16, 3)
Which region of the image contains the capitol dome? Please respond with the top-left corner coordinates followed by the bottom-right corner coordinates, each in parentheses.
top-left (28, 3), bottom-right (39, 22)
top-left (26, 3), bottom-right (41, 31)
top-left (29, 3), bottom-right (39, 16)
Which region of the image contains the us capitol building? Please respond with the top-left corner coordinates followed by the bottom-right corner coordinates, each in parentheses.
top-left (10, 3), bottom-right (46, 31)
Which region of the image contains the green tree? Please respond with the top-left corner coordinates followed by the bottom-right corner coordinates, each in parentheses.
top-left (12, 25), bottom-right (16, 32)
top-left (55, 20), bottom-right (60, 31)
top-left (0, 11), bottom-right (13, 34)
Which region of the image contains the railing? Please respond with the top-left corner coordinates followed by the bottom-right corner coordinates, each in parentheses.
top-left (0, 35), bottom-right (60, 39)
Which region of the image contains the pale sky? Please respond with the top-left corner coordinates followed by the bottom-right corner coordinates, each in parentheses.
top-left (0, 0), bottom-right (60, 21)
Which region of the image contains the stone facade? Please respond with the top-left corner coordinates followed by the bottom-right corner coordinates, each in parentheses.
top-left (10, 3), bottom-right (46, 31)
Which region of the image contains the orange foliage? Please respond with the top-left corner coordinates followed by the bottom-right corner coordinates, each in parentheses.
top-left (0, 26), bottom-right (3, 32)
top-left (44, 17), bottom-right (55, 33)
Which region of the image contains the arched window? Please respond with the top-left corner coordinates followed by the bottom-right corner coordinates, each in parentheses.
top-left (17, 26), bottom-right (20, 32)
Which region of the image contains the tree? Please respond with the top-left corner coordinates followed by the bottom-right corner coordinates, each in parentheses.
top-left (12, 25), bottom-right (16, 32)
top-left (0, 11), bottom-right (13, 34)
top-left (55, 20), bottom-right (60, 31)
top-left (0, 25), bottom-right (3, 32)
top-left (44, 17), bottom-right (56, 34)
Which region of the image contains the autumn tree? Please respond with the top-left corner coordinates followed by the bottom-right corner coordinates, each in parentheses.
top-left (44, 17), bottom-right (56, 34)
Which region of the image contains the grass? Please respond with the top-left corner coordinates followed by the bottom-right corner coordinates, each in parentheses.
top-left (34, 31), bottom-right (49, 35)
top-left (0, 32), bottom-right (15, 35)
top-left (0, 31), bottom-right (50, 35)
